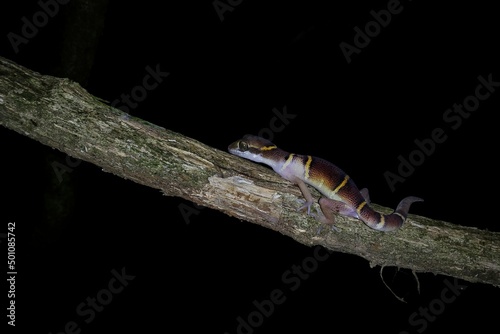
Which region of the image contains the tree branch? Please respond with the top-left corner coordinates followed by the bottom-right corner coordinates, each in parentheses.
top-left (1, 56), bottom-right (499, 287)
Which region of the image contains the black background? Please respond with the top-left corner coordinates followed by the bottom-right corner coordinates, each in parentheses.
top-left (1, 0), bottom-right (499, 333)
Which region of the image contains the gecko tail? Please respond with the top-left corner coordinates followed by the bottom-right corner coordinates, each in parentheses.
top-left (380, 196), bottom-right (423, 231)
top-left (359, 196), bottom-right (423, 232)
top-left (395, 196), bottom-right (424, 216)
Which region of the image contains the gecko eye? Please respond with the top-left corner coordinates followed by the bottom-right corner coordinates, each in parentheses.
top-left (238, 141), bottom-right (249, 151)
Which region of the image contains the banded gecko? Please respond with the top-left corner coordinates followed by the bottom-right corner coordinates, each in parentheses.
top-left (228, 135), bottom-right (422, 232)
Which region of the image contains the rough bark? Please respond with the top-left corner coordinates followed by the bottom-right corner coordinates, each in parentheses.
top-left (1, 56), bottom-right (499, 287)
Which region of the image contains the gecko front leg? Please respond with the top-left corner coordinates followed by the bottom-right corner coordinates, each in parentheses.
top-left (292, 178), bottom-right (315, 215)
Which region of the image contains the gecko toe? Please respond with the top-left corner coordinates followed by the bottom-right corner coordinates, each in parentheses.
top-left (297, 200), bottom-right (313, 215)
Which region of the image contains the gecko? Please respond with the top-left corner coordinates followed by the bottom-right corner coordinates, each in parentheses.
top-left (228, 134), bottom-right (422, 231)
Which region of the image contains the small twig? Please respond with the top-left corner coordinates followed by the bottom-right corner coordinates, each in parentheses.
top-left (380, 265), bottom-right (407, 303)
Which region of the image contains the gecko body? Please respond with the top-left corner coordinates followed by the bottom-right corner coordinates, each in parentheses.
top-left (228, 135), bottom-right (422, 232)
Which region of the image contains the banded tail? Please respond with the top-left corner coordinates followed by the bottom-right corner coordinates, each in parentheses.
top-left (356, 196), bottom-right (423, 231)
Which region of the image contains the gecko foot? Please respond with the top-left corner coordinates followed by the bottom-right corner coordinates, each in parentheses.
top-left (297, 199), bottom-right (340, 233)
top-left (297, 200), bottom-right (314, 216)
top-left (312, 211), bottom-right (340, 234)
top-left (316, 223), bottom-right (340, 235)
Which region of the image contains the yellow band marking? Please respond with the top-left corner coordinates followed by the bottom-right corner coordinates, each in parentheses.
top-left (304, 155), bottom-right (312, 179)
top-left (375, 215), bottom-right (385, 230)
top-left (280, 153), bottom-right (295, 172)
top-left (356, 201), bottom-right (367, 215)
top-left (260, 145), bottom-right (277, 151)
top-left (333, 175), bottom-right (350, 194)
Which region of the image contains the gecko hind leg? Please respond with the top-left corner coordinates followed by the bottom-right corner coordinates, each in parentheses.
top-left (315, 197), bottom-right (359, 234)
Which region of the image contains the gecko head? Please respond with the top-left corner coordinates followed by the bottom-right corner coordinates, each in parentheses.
top-left (228, 135), bottom-right (278, 164)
